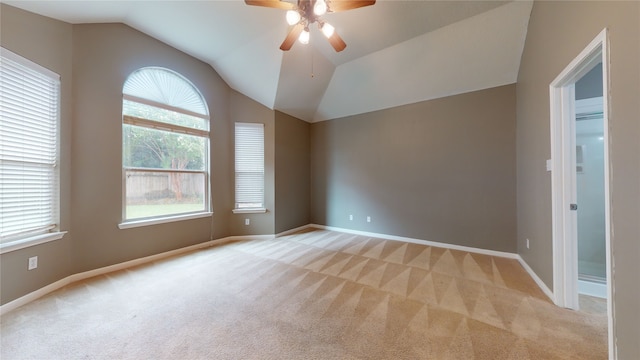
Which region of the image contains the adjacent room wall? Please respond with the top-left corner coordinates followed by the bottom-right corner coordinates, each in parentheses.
top-left (311, 85), bottom-right (517, 253)
top-left (275, 111), bottom-right (311, 234)
top-left (0, 5), bottom-right (74, 305)
top-left (516, 1), bottom-right (640, 357)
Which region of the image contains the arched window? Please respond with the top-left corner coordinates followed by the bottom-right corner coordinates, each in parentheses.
top-left (121, 67), bottom-right (210, 224)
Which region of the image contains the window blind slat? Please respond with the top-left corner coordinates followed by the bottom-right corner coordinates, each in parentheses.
top-left (0, 48), bottom-right (60, 243)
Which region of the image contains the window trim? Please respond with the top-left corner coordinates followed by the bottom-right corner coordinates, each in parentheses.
top-left (123, 94), bottom-right (209, 121)
top-left (234, 122), bottom-right (265, 212)
top-left (123, 115), bottom-right (209, 137)
top-left (232, 208), bottom-right (267, 214)
top-left (0, 232), bottom-right (67, 255)
top-left (118, 212), bottom-right (212, 230)
top-left (120, 67), bottom-right (211, 225)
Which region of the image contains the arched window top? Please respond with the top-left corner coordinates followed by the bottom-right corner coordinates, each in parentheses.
top-left (123, 67), bottom-right (208, 117)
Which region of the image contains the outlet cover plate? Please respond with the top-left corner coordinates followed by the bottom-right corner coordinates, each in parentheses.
top-left (28, 256), bottom-right (38, 270)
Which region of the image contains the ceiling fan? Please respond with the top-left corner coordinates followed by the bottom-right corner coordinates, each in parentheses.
top-left (245, 0), bottom-right (376, 52)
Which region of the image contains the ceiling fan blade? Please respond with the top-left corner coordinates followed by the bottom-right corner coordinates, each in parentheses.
top-left (327, 30), bottom-right (347, 52)
top-left (244, 0), bottom-right (296, 10)
top-left (328, 0), bottom-right (375, 13)
top-left (280, 24), bottom-right (304, 51)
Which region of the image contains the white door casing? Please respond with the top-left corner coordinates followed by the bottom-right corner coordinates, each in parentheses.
top-left (548, 28), bottom-right (614, 359)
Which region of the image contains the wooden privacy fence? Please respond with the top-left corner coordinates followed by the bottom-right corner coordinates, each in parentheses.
top-left (125, 171), bottom-right (204, 202)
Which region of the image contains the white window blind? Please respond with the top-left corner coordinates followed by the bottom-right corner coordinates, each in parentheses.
top-left (0, 48), bottom-right (60, 243)
top-left (235, 122), bottom-right (264, 209)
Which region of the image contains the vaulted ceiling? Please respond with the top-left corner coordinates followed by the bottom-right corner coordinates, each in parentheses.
top-left (6, 0), bottom-right (533, 122)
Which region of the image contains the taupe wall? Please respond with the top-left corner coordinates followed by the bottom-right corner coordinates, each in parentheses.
top-left (516, 1), bottom-right (639, 357)
top-left (275, 111), bottom-right (310, 234)
top-left (0, 5), bottom-right (74, 304)
top-left (311, 85), bottom-right (517, 252)
top-left (228, 90), bottom-right (276, 236)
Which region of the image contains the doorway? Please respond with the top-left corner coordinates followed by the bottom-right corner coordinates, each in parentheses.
top-left (549, 28), bottom-right (613, 358)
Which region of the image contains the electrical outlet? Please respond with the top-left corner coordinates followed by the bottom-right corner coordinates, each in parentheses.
top-left (349, 214), bottom-right (353, 221)
top-left (366, 216), bottom-right (371, 223)
top-left (28, 256), bottom-right (38, 270)
top-left (245, 218), bottom-right (250, 226)
top-left (526, 238), bottom-right (530, 249)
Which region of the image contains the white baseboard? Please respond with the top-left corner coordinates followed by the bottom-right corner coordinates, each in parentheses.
top-left (578, 279), bottom-right (607, 299)
top-left (516, 255), bottom-right (555, 302)
top-left (276, 224), bottom-right (312, 237)
top-left (0, 234), bottom-right (272, 316)
top-left (0, 277), bottom-right (72, 317)
top-left (309, 224), bottom-right (519, 259)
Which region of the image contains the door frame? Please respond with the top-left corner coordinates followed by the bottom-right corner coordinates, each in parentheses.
top-left (549, 28), bottom-right (614, 358)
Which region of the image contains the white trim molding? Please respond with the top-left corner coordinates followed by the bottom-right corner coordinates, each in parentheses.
top-left (118, 212), bottom-right (213, 229)
top-left (0, 232), bottom-right (67, 255)
top-left (516, 255), bottom-right (555, 302)
top-left (276, 224), bottom-right (312, 237)
top-left (232, 208), bottom-right (267, 214)
top-left (310, 224), bottom-right (520, 259)
top-left (549, 28), bottom-right (614, 359)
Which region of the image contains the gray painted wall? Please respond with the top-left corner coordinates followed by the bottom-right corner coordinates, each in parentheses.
top-left (516, 1), bottom-right (639, 357)
top-left (0, 5), bottom-right (74, 305)
top-left (311, 85), bottom-right (517, 252)
top-left (275, 111), bottom-right (310, 234)
top-left (576, 63), bottom-right (603, 100)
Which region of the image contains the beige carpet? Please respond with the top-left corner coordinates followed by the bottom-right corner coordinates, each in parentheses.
top-left (1, 229), bottom-right (607, 359)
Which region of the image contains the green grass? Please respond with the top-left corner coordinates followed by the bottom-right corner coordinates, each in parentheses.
top-left (126, 203), bottom-right (205, 219)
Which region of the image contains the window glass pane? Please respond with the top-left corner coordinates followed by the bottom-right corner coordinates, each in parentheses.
top-left (125, 170), bottom-right (205, 220)
top-left (123, 124), bottom-right (205, 171)
top-left (123, 100), bottom-right (208, 131)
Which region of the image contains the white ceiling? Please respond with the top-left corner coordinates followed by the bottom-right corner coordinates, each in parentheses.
top-left (5, 0), bottom-right (533, 122)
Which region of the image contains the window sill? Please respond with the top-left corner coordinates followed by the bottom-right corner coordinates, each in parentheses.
top-left (118, 212), bottom-right (213, 230)
top-left (0, 231), bottom-right (67, 255)
top-left (232, 208), bottom-right (267, 214)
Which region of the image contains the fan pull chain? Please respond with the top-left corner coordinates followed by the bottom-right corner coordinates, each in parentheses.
top-left (311, 49), bottom-right (315, 78)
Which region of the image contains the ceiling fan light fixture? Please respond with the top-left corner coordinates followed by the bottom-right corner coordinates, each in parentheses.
top-left (314, 0), bottom-right (327, 16)
top-left (286, 10), bottom-right (301, 25)
top-left (245, 0), bottom-right (376, 52)
top-left (299, 29), bottom-right (310, 44)
top-left (321, 22), bottom-right (335, 38)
